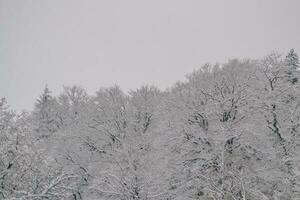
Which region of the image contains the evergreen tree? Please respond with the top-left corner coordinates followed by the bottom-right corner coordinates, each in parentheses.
top-left (33, 86), bottom-right (59, 134)
top-left (285, 49), bottom-right (299, 84)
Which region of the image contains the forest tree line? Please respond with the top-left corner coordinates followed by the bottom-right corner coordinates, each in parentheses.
top-left (0, 49), bottom-right (300, 200)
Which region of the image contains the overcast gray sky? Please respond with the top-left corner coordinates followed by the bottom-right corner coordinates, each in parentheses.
top-left (1, 0), bottom-right (300, 111)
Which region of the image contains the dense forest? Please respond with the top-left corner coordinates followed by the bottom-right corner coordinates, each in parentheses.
top-left (1, 50), bottom-right (300, 200)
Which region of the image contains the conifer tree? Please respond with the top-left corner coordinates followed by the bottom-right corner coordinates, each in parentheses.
top-left (33, 86), bottom-right (59, 135)
top-left (285, 49), bottom-right (299, 84)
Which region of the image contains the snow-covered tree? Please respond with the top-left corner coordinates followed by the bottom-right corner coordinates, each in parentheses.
top-left (251, 53), bottom-right (300, 199)
top-left (33, 86), bottom-right (60, 136)
top-left (3, 50), bottom-right (299, 200)
top-left (0, 98), bottom-right (80, 200)
top-left (285, 49), bottom-right (299, 84)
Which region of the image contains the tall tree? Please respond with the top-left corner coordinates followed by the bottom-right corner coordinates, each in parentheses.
top-left (33, 86), bottom-right (59, 135)
top-left (285, 49), bottom-right (299, 84)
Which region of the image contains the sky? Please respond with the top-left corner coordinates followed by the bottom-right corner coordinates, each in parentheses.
top-left (1, 0), bottom-right (300, 111)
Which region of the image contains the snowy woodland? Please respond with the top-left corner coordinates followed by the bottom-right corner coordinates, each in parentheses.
top-left (1, 49), bottom-right (300, 200)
